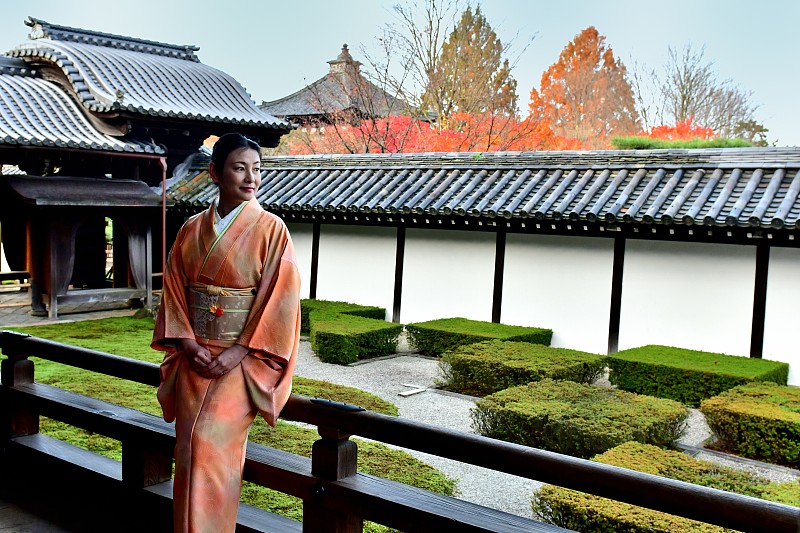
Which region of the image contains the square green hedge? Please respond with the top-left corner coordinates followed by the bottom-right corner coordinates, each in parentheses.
top-left (472, 379), bottom-right (687, 458)
top-left (300, 299), bottom-right (386, 335)
top-left (700, 381), bottom-right (800, 466)
top-left (533, 441), bottom-right (799, 533)
top-left (439, 340), bottom-right (605, 396)
top-left (607, 345), bottom-right (789, 407)
top-left (405, 317), bottom-right (552, 357)
top-left (302, 299), bottom-right (401, 365)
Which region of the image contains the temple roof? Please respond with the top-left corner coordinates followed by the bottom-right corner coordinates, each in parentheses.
top-left (8, 17), bottom-right (289, 130)
top-left (260, 45), bottom-right (409, 121)
top-left (168, 148), bottom-right (800, 231)
top-left (0, 56), bottom-right (163, 154)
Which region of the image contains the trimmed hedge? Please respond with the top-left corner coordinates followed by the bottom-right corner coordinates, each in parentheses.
top-left (533, 441), bottom-right (799, 533)
top-left (439, 340), bottom-right (605, 396)
top-left (300, 298), bottom-right (386, 335)
top-left (302, 299), bottom-right (402, 365)
top-left (700, 381), bottom-right (800, 466)
top-left (607, 345), bottom-right (789, 407)
top-left (405, 317), bottom-right (552, 357)
top-left (472, 379), bottom-right (687, 458)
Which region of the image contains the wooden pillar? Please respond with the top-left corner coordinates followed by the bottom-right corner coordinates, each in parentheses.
top-left (145, 224), bottom-right (153, 308)
top-left (492, 230), bottom-right (506, 323)
top-left (392, 226), bottom-right (405, 323)
top-left (0, 333), bottom-right (39, 439)
top-left (304, 426), bottom-right (362, 533)
top-left (309, 222), bottom-right (321, 299)
top-left (121, 440), bottom-right (172, 488)
top-left (607, 236), bottom-right (626, 354)
top-left (750, 243), bottom-right (770, 358)
top-left (27, 216), bottom-right (47, 316)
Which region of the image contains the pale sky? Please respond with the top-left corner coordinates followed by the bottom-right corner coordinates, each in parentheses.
top-left (1, 0), bottom-right (797, 145)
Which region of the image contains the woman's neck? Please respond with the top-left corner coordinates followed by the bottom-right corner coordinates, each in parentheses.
top-left (217, 198), bottom-right (243, 219)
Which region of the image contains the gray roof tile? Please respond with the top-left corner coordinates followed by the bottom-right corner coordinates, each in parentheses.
top-left (168, 148), bottom-right (800, 230)
top-left (260, 45), bottom-right (409, 120)
top-left (10, 17), bottom-right (290, 130)
top-left (0, 64), bottom-right (164, 153)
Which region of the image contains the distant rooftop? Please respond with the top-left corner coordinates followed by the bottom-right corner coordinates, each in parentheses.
top-left (260, 44), bottom-right (411, 122)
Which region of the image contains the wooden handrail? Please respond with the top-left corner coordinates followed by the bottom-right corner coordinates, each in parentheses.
top-left (0, 330), bottom-right (798, 533)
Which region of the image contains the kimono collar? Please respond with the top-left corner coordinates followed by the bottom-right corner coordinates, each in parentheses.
top-left (197, 198), bottom-right (263, 284)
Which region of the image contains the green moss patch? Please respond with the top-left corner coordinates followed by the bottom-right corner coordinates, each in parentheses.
top-left (701, 381), bottom-right (800, 466)
top-left (8, 317), bottom-right (449, 530)
top-left (406, 317), bottom-right (552, 357)
top-left (533, 441), bottom-right (799, 533)
top-left (439, 340), bottom-right (605, 396)
top-left (472, 379), bottom-right (687, 458)
top-left (293, 377), bottom-right (398, 416)
top-left (607, 345), bottom-right (788, 407)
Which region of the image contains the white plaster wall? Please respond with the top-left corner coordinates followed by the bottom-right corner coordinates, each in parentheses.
top-left (502, 234), bottom-right (613, 354)
top-left (618, 240), bottom-right (755, 357)
top-left (316, 225), bottom-right (397, 319)
top-left (762, 247), bottom-right (800, 386)
top-left (286, 223), bottom-right (313, 299)
top-left (401, 229), bottom-right (495, 324)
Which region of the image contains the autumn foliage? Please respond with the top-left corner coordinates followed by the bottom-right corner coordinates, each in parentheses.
top-left (280, 112), bottom-right (583, 155)
top-left (530, 26), bottom-right (639, 149)
top-left (638, 117), bottom-right (715, 141)
top-left (275, 20), bottom-right (681, 155)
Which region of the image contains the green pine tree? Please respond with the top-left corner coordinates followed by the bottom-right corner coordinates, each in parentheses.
top-left (421, 6), bottom-right (518, 126)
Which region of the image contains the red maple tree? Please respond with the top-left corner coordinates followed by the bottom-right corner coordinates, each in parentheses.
top-left (530, 26), bottom-right (639, 149)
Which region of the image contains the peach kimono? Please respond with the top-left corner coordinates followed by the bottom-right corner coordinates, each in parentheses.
top-left (152, 198), bottom-right (301, 533)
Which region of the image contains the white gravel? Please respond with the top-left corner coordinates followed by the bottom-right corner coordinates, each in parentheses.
top-left (292, 339), bottom-right (799, 520)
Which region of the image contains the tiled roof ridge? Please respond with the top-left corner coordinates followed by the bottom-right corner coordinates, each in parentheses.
top-left (8, 41), bottom-right (289, 129)
top-left (0, 67), bottom-right (165, 154)
top-left (261, 147), bottom-right (800, 168)
top-left (0, 56), bottom-right (37, 77)
top-left (25, 17), bottom-right (201, 62)
top-left (169, 147), bottom-right (800, 230)
top-left (260, 75), bottom-right (331, 110)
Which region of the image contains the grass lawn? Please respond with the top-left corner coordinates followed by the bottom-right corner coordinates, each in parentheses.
top-left (8, 316), bottom-right (454, 532)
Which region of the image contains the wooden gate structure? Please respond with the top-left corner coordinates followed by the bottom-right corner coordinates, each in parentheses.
top-left (0, 18), bottom-right (290, 318)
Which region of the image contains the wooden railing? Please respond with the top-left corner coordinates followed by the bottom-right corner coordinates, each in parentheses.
top-left (0, 330), bottom-right (797, 533)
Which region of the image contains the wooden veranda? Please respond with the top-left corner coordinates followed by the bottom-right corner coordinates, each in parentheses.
top-left (0, 332), bottom-right (796, 532)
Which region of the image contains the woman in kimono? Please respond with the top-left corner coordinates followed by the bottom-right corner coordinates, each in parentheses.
top-left (152, 133), bottom-right (301, 533)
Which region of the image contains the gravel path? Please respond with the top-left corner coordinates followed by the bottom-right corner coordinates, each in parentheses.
top-left (292, 339), bottom-right (799, 519)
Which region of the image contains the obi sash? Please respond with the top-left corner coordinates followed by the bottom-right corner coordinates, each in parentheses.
top-left (188, 282), bottom-right (255, 341)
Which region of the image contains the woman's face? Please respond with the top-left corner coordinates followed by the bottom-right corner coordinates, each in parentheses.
top-left (210, 147), bottom-right (261, 214)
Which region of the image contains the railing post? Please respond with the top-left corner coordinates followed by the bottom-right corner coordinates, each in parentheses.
top-left (304, 426), bottom-right (363, 533)
top-left (0, 339), bottom-right (39, 438)
top-left (121, 440), bottom-right (173, 487)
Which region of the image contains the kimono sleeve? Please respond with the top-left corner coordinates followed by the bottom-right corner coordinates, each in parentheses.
top-left (152, 222), bottom-right (195, 350)
top-left (237, 223), bottom-right (301, 365)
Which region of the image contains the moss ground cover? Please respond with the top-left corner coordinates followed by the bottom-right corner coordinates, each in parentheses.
top-left (7, 317), bottom-right (451, 531)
